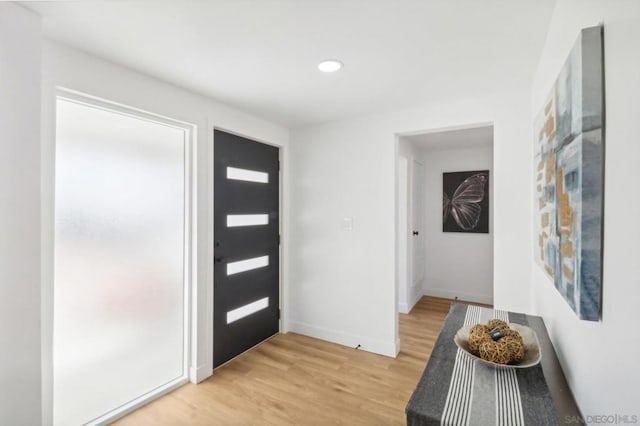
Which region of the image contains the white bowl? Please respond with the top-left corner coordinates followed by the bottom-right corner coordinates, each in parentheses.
top-left (453, 323), bottom-right (542, 368)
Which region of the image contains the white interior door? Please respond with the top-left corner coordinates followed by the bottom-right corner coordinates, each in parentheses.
top-left (410, 160), bottom-right (425, 301)
top-left (397, 156), bottom-right (409, 313)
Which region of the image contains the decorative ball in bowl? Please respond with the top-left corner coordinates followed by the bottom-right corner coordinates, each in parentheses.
top-left (454, 319), bottom-right (541, 368)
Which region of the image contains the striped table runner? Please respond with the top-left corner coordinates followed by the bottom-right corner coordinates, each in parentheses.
top-left (406, 304), bottom-right (559, 426)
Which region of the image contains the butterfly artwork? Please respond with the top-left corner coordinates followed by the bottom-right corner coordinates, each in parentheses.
top-left (442, 170), bottom-right (489, 233)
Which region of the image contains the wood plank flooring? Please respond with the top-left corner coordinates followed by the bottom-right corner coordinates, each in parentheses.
top-left (115, 296), bottom-right (474, 425)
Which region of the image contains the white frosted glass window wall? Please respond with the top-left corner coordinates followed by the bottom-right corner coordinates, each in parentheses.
top-left (54, 99), bottom-right (187, 425)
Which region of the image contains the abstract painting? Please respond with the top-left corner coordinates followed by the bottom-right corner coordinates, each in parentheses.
top-left (533, 26), bottom-right (604, 321)
top-left (443, 170), bottom-right (489, 233)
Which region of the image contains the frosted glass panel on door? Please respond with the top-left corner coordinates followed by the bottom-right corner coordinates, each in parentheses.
top-left (226, 214), bottom-right (269, 227)
top-left (226, 255), bottom-right (269, 275)
top-left (226, 297), bottom-right (269, 324)
top-left (54, 99), bottom-right (185, 426)
top-left (226, 166), bottom-right (269, 183)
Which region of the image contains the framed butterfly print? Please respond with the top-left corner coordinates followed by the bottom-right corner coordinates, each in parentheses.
top-left (442, 170), bottom-right (489, 233)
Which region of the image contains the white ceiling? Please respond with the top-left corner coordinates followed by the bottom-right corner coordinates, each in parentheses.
top-left (404, 125), bottom-right (493, 151)
top-left (23, 0), bottom-right (556, 128)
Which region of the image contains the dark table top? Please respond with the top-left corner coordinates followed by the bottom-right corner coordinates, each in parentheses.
top-left (405, 303), bottom-right (581, 425)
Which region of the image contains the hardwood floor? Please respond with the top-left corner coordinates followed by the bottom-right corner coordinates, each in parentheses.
top-left (115, 296), bottom-right (466, 425)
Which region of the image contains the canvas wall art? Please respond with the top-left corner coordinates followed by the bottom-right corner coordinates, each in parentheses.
top-left (442, 170), bottom-right (489, 233)
top-left (533, 26), bottom-right (604, 321)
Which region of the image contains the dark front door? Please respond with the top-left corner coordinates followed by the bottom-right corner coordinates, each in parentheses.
top-left (213, 129), bottom-right (280, 368)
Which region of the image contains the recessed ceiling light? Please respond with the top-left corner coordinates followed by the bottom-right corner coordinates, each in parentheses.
top-left (317, 59), bottom-right (343, 73)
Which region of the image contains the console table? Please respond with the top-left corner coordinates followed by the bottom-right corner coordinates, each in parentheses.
top-left (406, 303), bottom-right (581, 425)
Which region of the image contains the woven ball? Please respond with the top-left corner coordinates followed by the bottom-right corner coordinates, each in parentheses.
top-left (467, 324), bottom-right (491, 355)
top-left (479, 340), bottom-right (511, 364)
top-left (467, 319), bottom-right (525, 365)
top-left (501, 336), bottom-right (525, 362)
top-left (487, 319), bottom-right (509, 331)
top-left (503, 329), bottom-right (524, 344)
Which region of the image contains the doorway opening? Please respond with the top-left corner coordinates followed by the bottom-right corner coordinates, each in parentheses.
top-left (396, 124), bottom-right (495, 319)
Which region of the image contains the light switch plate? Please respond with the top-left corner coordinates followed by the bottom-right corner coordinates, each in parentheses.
top-left (342, 217), bottom-right (353, 231)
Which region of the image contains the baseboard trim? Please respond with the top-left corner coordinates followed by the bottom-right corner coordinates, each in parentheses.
top-left (408, 291), bottom-right (421, 312)
top-left (190, 363), bottom-right (212, 384)
top-left (423, 288), bottom-right (493, 305)
top-left (288, 320), bottom-right (397, 358)
top-left (399, 296), bottom-right (420, 314)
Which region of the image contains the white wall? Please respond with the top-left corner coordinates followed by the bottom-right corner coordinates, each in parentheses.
top-left (40, 41), bottom-right (289, 423)
top-left (0, 4), bottom-right (42, 425)
top-left (290, 90), bottom-right (533, 357)
top-left (531, 0), bottom-right (640, 417)
top-left (421, 145), bottom-right (494, 305)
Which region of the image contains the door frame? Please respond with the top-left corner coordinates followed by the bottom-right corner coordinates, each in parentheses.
top-left (393, 122), bottom-right (493, 347)
top-left (44, 88), bottom-right (197, 426)
top-left (206, 127), bottom-right (284, 372)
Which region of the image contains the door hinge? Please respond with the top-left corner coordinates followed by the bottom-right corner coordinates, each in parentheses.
top-left (278, 234), bottom-right (281, 245)
top-left (278, 308), bottom-right (281, 320)
top-left (278, 160), bottom-right (280, 171)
